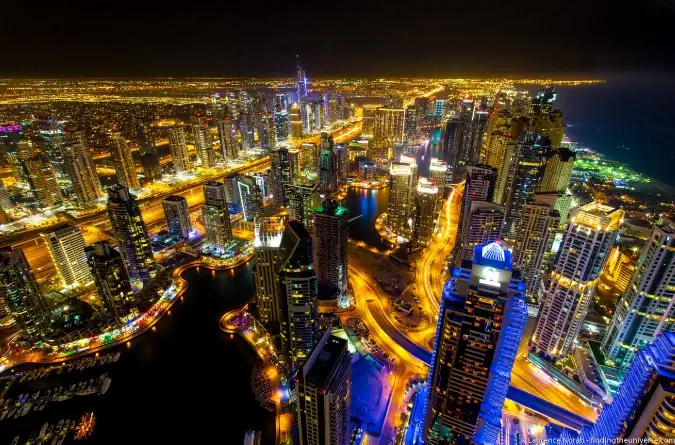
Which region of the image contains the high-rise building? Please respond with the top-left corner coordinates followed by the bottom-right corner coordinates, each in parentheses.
top-left (453, 165), bottom-right (496, 262)
top-left (42, 225), bottom-right (92, 288)
top-left (254, 216), bottom-right (285, 327)
top-left (531, 202), bottom-right (623, 360)
top-left (502, 133), bottom-right (550, 240)
top-left (167, 127), bottom-right (191, 173)
top-left (404, 105), bottom-right (417, 142)
top-left (602, 218), bottom-right (675, 370)
top-left (106, 184), bottom-right (158, 282)
top-left (39, 117), bottom-right (66, 176)
top-left (373, 108), bottom-right (405, 156)
top-left (290, 103), bottom-right (303, 138)
top-left (110, 133), bottom-right (140, 189)
top-left (63, 128), bottom-right (102, 206)
top-left (202, 181), bottom-right (233, 249)
top-left (413, 178), bottom-right (439, 248)
top-left (361, 107), bottom-right (375, 139)
top-left (294, 330), bottom-right (351, 445)
top-left (424, 242), bottom-right (527, 445)
top-left (87, 241), bottom-right (136, 323)
top-left (140, 152), bottom-right (162, 182)
top-left (581, 331), bottom-right (675, 442)
top-left (192, 117), bottom-right (216, 168)
top-left (236, 175), bottom-right (263, 222)
top-left (270, 147), bottom-right (292, 206)
top-left (286, 182), bottom-right (318, 229)
top-left (274, 109), bottom-right (290, 142)
top-left (456, 201), bottom-right (504, 264)
top-left (162, 195), bottom-right (192, 240)
top-left (0, 124), bottom-right (30, 185)
top-left (429, 158), bottom-right (447, 188)
top-left (23, 153), bottom-right (62, 207)
top-left (217, 117), bottom-right (239, 160)
top-left (297, 56), bottom-right (308, 98)
top-left (135, 122), bottom-right (157, 156)
top-left (387, 161), bottom-right (415, 239)
top-left (318, 133), bottom-right (339, 194)
top-left (532, 191), bottom-right (575, 228)
top-left (512, 196), bottom-right (560, 300)
top-left (484, 131), bottom-right (517, 205)
top-left (0, 247), bottom-right (48, 340)
top-left (276, 220), bottom-right (319, 368)
top-left (441, 118), bottom-right (467, 183)
top-left (464, 107), bottom-right (490, 165)
top-left (539, 147), bottom-right (576, 193)
top-left (313, 200), bottom-right (349, 301)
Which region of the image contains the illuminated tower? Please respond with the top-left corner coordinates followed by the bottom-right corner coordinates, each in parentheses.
top-left (581, 331), bottom-right (675, 442)
top-left (110, 133), bottom-right (140, 189)
top-left (457, 202), bottom-right (505, 265)
top-left (602, 217), bottom-right (675, 371)
top-left (0, 123), bottom-right (30, 184)
top-left (295, 330), bottom-right (351, 445)
top-left (23, 153), bottom-right (62, 207)
top-left (276, 220), bottom-right (319, 368)
top-left (162, 195), bottom-right (192, 240)
top-left (361, 107), bottom-right (375, 139)
top-left (373, 107), bottom-right (405, 159)
top-left (140, 153), bottom-right (162, 182)
top-left (217, 117), bottom-right (239, 160)
top-left (512, 196), bottom-right (560, 301)
top-left (270, 147), bottom-right (292, 206)
top-left (424, 242), bottom-right (527, 445)
top-left (274, 109), bottom-right (290, 141)
top-left (539, 147), bottom-right (576, 193)
top-left (387, 161), bottom-right (415, 240)
top-left (413, 178), bottom-right (439, 248)
top-left (290, 103), bottom-right (303, 138)
top-left (296, 55), bottom-right (308, 98)
top-left (87, 241), bottom-right (136, 323)
top-left (41, 225), bottom-right (92, 288)
top-left (202, 181), bottom-right (233, 249)
top-left (404, 105), bottom-right (417, 141)
top-left (192, 117), bottom-right (216, 168)
top-left (167, 126), bottom-right (191, 173)
top-left (39, 117), bottom-right (66, 176)
top-left (106, 184), bottom-right (158, 282)
top-left (136, 122), bottom-right (157, 156)
top-left (0, 247), bottom-right (48, 341)
top-left (502, 133), bottom-right (549, 240)
top-left (453, 165), bottom-right (496, 263)
top-left (253, 216), bottom-right (285, 327)
top-left (441, 118), bottom-right (466, 183)
top-left (429, 158), bottom-right (447, 189)
top-left (465, 106), bottom-right (490, 164)
top-left (286, 182), bottom-right (318, 229)
top-left (313, 200), bottom-right (349, 302)
top-left (64, 128), bottom-right (103, 206)
top-left (531, 202), bottom-right (623, 360)
top-left (318, 133), bottom-right (339, 194)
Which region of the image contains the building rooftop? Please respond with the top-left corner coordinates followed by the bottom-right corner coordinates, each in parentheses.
top-left (305, 335), bottom-right (348, 389)
top-left (473, 241), bottom-right (513, 271)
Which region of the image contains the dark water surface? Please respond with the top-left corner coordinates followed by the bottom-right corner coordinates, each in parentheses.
top-left (1, 263), bottom-right (275, 445)
top-left (342, 186), bottom-right (391, 251)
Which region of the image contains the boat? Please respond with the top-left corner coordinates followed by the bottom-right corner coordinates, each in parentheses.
top-left (100, 376), bottom-right (112, 395)
top-left (39, 422), bottom-right (49, 437)
top-left (53, 392), bottom-right (72, 402)
top-left (21, 402), bottom-right (33, 416)
top-left (112, 352), bottom-right (121, 362)
top-left (10, 436), bottom-right (19, 445)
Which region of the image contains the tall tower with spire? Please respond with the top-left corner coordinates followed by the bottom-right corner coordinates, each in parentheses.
top-left (296, 55), bottom-right (308, 98)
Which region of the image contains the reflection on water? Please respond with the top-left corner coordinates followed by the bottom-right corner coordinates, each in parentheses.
top-left (342, 186), bottom-right (392, 250)
top-left (1, 264), bottom-right (275, 445)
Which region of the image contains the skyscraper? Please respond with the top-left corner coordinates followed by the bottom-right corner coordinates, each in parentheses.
top-left (464, 106), bottom-right (490, 164)
top-left (202, 181), bottom-right (233, 249)
top-left (456, 202), bottom-right (505, 264)
top-left (253, 216), bottom-right (285, 327)
top-left (512, 196), bottom-right (560, 300)
top-left (140, 152), bottom-right (162, 182)
top-left (441, 118), bottom-right (467, 183)
top-left (452, 165), bottom-right (496, 263)
top-left (274, 109), bottom-right (290, 142)
top-left (531, 202), bottom-right (623, 360)
top-left (136, 122), bottom-right (157, 156)
top-left (42, 225), bottom-right (93, 288)
top-left (110, 133), bottom-right (140, 189)
top-left (270, 147), bottom-right (292, 206)
top-left (167, 126), bottom-right (191, 173)
top-left (286, 182), bottom-right (318, 229)
top-left (106, 184), bottom-right (158, 282)
top-left (0, 124), bottom-right (30, 185)
top-left (39, 116), bottom-right (66, 176)
top-left (502, 133), bottom-right (550, 240)
top-left (276, 220), bottom-right (319, 368)
top-left (388, 161), bottom-right (415, 240)
top-left (296, 56), bottom-right (308, 98)
top-left (63, 128), bottom-right (102, 206)
top-left (602, 218), bottom-right (675, 371)
top-left (424, 242), bottom-right (527, 445)
top-left (581, 331), bottom-right (675, 442)
top-left (0, 247), bottom-right (48, 341)
top-left (162, 195), bottom-right (192, 240)
top-left (484, 131), bottom-right (517, 205)
top-left (373, 107), bottom-right (405, 158)
top-left (413, 177), bottom-right (439, 248)
top-left (192, 117), bottom-right (216, 168)
top-left (317, 133), bottom-right (339, 194)
top-left (217, 117), bottom-right (239, 160)
top-left (87, 241), bottom-right (136, 323)
top-left (539, 147), bottom-right (576, 193)
top-left (429, 158), bottom-right (447, 189)
top-left (23, 153), bottom-right (62, 207)
top-left (313, 200), bottom-right (349, 301)
top-left (290, 103), bottom-right (303, 138)
top-left (295, 330), bottom-right (351, 445)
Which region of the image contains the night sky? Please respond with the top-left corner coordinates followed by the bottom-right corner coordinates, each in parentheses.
top-left (3, 0), bottom-right (674, 78)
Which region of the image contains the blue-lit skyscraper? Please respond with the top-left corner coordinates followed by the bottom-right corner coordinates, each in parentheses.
top-left (296, 55), bottom-right (308, 98)
top-left (424, 241), bottom-right (527, 445)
